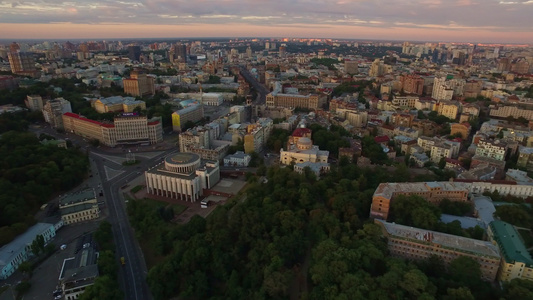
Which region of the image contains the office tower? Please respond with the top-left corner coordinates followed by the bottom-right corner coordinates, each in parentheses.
top-left (246, 46), bottom-right (252, 58)
top-left (265, 41), bottom-right (270, 50)
top-left (128, 45), bottom-right (141, 62)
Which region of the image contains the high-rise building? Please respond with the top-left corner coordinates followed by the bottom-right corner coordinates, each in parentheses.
top-left (123, 70), bottom-right (155, 97)
top-left (279, 45), bottom-right (286, 58)
top-left (25, 95), bottom-right (44, 111)
top-left (127, 45), bottom-right (141, 62)
top-left (246, 46), bottom-right (252, 58)
top-left (173, 43), bottom-right (187, 63)
top-left (400, 74), bottom-right (424, 95)
top-left (344, 60), bottom-right (358, 74)
top-left (42, 97), bottom-right (72, 129)
top-left (8, 52), bottom-right (38, 77)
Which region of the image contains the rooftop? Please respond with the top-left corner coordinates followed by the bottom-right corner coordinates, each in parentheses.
top-left (0, 223), bottom-right (53, 268)
top-left (373, 181), bottom-right (469, 200)
top-left (490, 220), bottom-right (533, 266)
top-left (376, 219), bottom-right (500, 258)
top-left (60, 203), bottom-right (98, 215)
top-left (59, 189), bottom-right (96, 207)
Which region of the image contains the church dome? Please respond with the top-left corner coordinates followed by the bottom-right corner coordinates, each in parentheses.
top-left (297, 137), bottom-right (312, 150)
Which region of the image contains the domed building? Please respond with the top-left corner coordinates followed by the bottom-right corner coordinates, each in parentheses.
top-left (279, 133), bottom-right (330, 176)
top-left (145, 153), bottom-right (220, 202)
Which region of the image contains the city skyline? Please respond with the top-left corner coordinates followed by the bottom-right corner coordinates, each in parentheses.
top-left (1, 0), bottom-right (533, 43)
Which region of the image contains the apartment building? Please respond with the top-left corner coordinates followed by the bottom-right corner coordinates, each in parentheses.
top-left (392, 95), bottom-right (419, 109)
top-left (8, 51), bottom-right (39, 77)
top-left (434, 101), bottom-right (459, 120)
top-left (450, 122), bottom-right (471, 139)
top-left (400, 74), bottom-right (424, 95)
top-left (518, 147), bottom-right (533, 171)
top-left (488, 221), bottom-right (533, 282)
top-left (171, 103), bottom-right (204, 132)
top-left (241, 118), bottom-right (273, 154)
top-left (371, 181), bottom-right (469, 220)
top-left (490, 105), bottom-right (533, 121)
top-left (42, 97), bottom-right (72, 129)
top-left (375, 219), bottom-right (500, 281)
top-left (391, 113), bottom-right (415, 127)
top-left (475, 139), bottom-right (508, 161)
top-left (59, 189), bottom-right (99, 225)
top-left (63, 112), bottom-right (163, 147)
top-left (25, 95), bottom-right (44, 111)
top-left (123, 71), bottom-right (155, 97)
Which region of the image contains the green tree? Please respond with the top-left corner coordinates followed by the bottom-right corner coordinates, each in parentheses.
top-left (31, 234), bottom-right (45, 256)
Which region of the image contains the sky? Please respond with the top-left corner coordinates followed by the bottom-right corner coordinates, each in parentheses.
top-left (1, 0), bottom-right (533, 43)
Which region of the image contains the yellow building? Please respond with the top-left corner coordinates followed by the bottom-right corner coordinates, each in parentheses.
top-left (434, 101), bottom-right (459, 120)
top-left (59, 189), bottom-right (99, 225)
top-left (371, 182), bottom-right (469, 220)
top-left (93, 96), bottom-right (146, 113)
top-left (488, 221), bottom-right (533, 282)
top-left (280, 137), bottom-right (329, 165)
top-left (376, 219), bottom-right (500, 282)
top-left (172, 104), bottom-right (204, 132)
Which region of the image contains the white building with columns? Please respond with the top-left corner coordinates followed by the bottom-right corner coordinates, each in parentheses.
top-left (145, 153), bottom-right (220, 202)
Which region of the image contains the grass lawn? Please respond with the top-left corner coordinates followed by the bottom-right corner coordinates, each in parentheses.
top-left (130, 185), bottom-right (143, 194)
top-left (518, 229), bottom-right (533, 248)
top-left (122, 159), bottom-right (140, 166)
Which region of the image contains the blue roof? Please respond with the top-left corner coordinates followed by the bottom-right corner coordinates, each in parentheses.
top-left (0, 223), bottom-right (54, 268)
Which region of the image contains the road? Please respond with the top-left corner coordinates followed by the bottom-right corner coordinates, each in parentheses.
top-left (29, 123), bottom-right (179, 300)
top-left (91, 147), bottom-right (177, 300)
top-left (240, 66), bottom-right (269, 105)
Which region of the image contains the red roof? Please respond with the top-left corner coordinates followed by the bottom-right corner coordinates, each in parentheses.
top-left (292, 127), bottom-right (312, 137)
top-left (63, 112), bottom-right (115, 128)
top-left (148, 121), bottom-right (160, 126)
top-left (374, 135), bottom-right (390, 143)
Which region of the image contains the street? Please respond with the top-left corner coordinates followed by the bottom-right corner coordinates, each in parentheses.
top-left (27, 123), bottom-right (180, 300)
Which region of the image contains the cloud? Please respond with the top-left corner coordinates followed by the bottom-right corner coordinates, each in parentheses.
top-left (0, 0), bottom-right (532, 41)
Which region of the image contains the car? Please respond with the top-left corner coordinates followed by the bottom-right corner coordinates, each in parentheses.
top-left (60, 244), bottom-right (67, 250)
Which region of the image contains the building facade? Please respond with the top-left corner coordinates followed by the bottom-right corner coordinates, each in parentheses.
top-left (42, 97), bottom-right (72, 129)
top-left (266, 92), bottom-right (326, 110)
top-left (145, 153), bottom-right (220, 202)
top-left (172, 104), bottom-right (204, 132)
top-left (59, 189), bottom-right (99, 225)
top-left (123, 71), bottom-right (155, 97)
top-left (488, 221), bottom-right (533, 282)
top-left (375, 219), bottom-right (500, 281)
top-left (0, 223), bottom-right (56, 279)
top-left (63, 112), bottom-right (163, 147)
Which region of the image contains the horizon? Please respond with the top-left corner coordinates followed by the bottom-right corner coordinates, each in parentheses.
top-left (1, 0), bottom-right (533, 44)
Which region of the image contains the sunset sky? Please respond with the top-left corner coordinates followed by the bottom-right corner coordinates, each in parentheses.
top-left (1, 0), bottom-right (533, 43)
